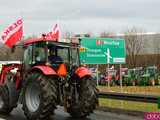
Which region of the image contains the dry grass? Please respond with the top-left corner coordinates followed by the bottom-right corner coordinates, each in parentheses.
top-left (99, 98), bottom-right (159, 112)
top-left (98, 86), bottom-right (160, 95)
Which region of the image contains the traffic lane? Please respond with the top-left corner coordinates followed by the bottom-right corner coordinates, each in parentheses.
top-left (0, 106), bottom-right (143, 120)
top-left (54, 107), bottom-right (143, 120)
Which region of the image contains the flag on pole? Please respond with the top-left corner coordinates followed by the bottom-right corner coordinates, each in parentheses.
top-left (0, 18), bottom-right (23, 48)
top-left (52, 23), bottom-right (59, 39)
top-left (46, 24), bottom-right (60, 41)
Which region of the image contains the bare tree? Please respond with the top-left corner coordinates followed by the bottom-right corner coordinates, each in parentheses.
top-left (152, 34), bottom-right (160, 65)
top-left (100, 31), bottom-right (115, 38)
top-left (124, 27), bottom-right (145, 68)
top-left (0, 37), bottom-right (30, 61)
top-left (0, 46), bottom-right (10, 60)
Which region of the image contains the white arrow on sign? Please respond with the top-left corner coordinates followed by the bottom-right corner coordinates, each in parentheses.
top-left (105, 48), bottom-right (112, 64)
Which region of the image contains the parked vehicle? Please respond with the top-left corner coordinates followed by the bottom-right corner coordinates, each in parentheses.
top-left (105, 69), bottom-right (117, 86)
top-left (122, 69), bottom-right (135, 86)
top-left (140, 66), bottom-right (159, 86)
top-left (99, 74), bottom-right (107, 85)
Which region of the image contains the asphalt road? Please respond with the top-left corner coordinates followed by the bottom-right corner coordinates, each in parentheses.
top-left (0, 106), bottom-right (143, 120)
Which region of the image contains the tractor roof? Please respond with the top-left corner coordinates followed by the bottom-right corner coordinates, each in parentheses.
top-left (24, 37), bottom-right (80, 47)
top-left (24, 37), bottom-right (55, 45)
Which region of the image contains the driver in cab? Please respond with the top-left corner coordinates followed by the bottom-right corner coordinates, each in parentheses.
top-left (48, 48), bottom-right (63, 64)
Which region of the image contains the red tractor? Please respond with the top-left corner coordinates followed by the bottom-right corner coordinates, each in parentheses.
top-left (0, 61), bottom-right (21, 114)
top-left (0, 37), bottom-right (98, 120)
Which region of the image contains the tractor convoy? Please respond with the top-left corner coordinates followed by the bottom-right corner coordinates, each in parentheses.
top-left (0, 37), bottom-right (98, 120)
top-left (99, 66), bottom-right (160, 86)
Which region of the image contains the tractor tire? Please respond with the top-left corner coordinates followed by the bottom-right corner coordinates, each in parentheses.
top-left (67, 76), bottom-right (98, 118)
top-left (22, 73), bottom-right (58, 120)
top-left (0, 83), bottom-right (19, 115)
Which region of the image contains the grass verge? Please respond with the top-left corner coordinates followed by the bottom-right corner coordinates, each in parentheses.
top-left (98, 86), bottom-right (160, 95)
top-left (99, 98), bottom-right (160, 112)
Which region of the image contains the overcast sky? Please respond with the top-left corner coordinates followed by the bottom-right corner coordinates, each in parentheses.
top-left (0, 0), bottom-right (160, 37)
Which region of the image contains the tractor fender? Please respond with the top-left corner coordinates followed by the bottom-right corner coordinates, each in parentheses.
top-left (0, 64), bottom-right (21, 85)
top-left (75, 67), bottom-right (92, 78)
top-left (32, 66), bottom-right (57, 75)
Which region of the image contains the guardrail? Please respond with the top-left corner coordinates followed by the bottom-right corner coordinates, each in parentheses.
top-left (98, 92), bottom-right (158, 103)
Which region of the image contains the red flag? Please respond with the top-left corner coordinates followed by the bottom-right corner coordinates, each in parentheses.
top-left (46, 24), bottom-right (60, 41)
top-left (52, 24), bottom-right (59, 39)
top-left (0, 18), bottom-right (23, 48)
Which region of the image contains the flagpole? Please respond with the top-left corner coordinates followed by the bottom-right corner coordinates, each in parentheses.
top-left (57, 18), bottom-right (60, 36)
top-left (19, 11), bottom-right (24, 39)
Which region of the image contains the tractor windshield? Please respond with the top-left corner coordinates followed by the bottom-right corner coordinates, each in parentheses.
top-left (47, 42), bottom-right (80, 66)
top-left (47, 42), bottom-right (70, 64)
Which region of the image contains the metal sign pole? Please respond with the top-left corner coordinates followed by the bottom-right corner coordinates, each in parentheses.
top-left (96, 64), bottom-right (99, 86)
top-left (107, 48), bottom-right (111, 88)
top-left (107, 63), bottom-right (110, 88)
top-left (120, 64), bottom-right (124, 108)
top-left (120, 64), bottom-right (123, 92)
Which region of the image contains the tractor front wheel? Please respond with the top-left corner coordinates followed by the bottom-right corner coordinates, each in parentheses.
top-left (22, 73), bottom-right (58, 120)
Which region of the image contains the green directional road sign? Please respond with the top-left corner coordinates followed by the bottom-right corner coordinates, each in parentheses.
top-left (80, 37), bottom-right (126, 64)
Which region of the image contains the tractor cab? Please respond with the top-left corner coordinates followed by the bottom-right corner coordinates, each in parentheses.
top-left (146, 66), bottom-right (158, 77)
top-left (23, 38), bottom-right (80, 73)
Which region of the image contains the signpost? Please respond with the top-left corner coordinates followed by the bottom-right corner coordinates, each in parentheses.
top-left (80, 37), bottom-right (126, 87)
top-left (80, 38), bottom-right (126, 64)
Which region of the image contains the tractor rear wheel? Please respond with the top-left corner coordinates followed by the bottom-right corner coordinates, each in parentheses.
top-left (67, 77), bottom-right (98, 118)
top-left (22, 73), bottom-right (58, 120)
